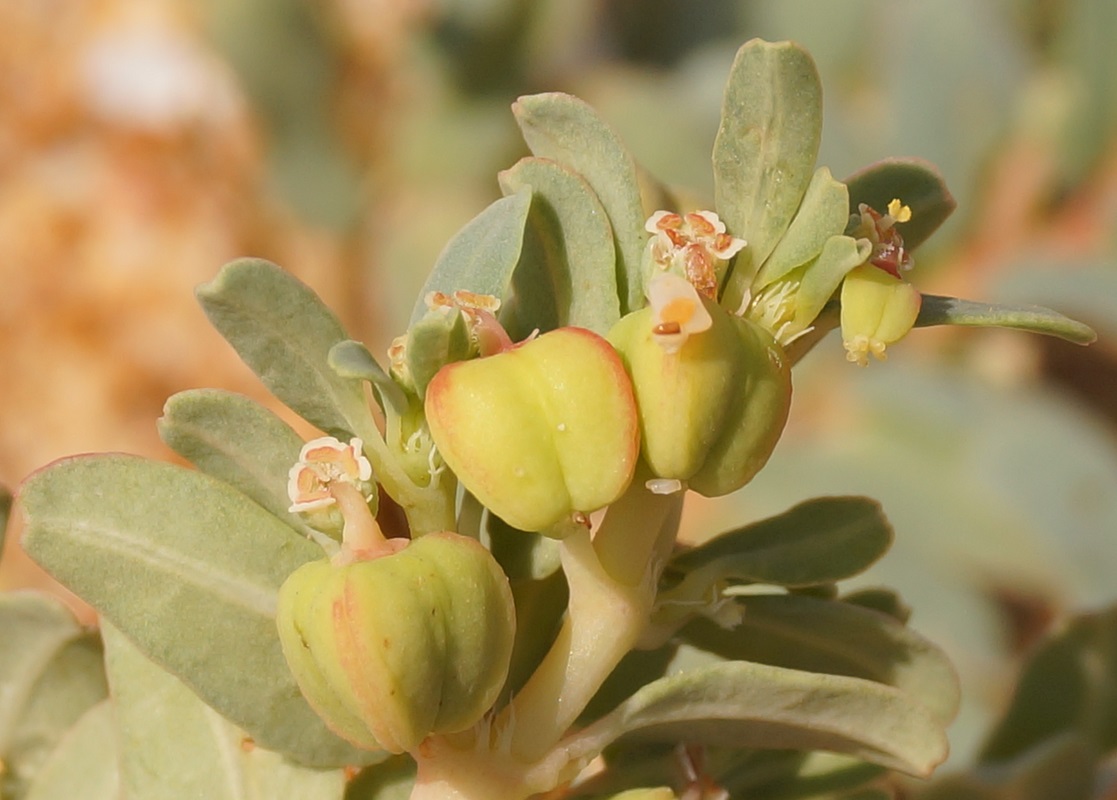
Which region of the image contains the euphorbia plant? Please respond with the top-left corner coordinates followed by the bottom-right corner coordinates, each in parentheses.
top-left (5, 39), bottom-right (1096, 800)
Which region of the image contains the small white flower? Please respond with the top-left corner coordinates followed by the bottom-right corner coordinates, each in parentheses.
top-left (287, 437), bottom-right (373, 513)
top-left (647, 272), bottom-right (713, 355)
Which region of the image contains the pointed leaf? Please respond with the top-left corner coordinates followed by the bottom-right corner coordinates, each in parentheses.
top-left (755, 168), bottom-right (850, 289)
top-left (409, 188), bottom-right (533, 325)
top-left (0, 594), bottom-right (108, 797)
top-left (915, 294), bottom-right (1097, 345)
top-left (667, 497), bottom-right (893, 587)
top-left (23, 700), bottom-right (119, 800)
top-left (197, 258), bottom-right (376, 442)
top-left (845, 158), bottom-right (956, 250)
top-left (715, 40), bottom-right (823, 308)
top-left (499, 157), bottom-right (621, 336)
top-left (513, 93), bottom-right (647, 314)
top-left (681, 594), bottom-right (960, 725)
top-left (569, 661), bottom-right (949, 778)
top-left (102, 621), bottom-right (349, 799)
top-left (158, 389), bottom-right (317, 540)
top-left (19, 454), bottom-right (371, 767)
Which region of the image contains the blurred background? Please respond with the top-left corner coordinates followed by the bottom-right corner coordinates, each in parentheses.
top-left (1, 0), bottom-right (1115, 777)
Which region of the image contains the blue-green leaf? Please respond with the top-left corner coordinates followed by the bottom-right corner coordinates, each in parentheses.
top-left (19, 455), bottom-right (371, 767)
top-left (499, 157), bottom-right (621, 336)
top-left (845, 158), bottom-right (956, 251)
top-left (715, 40), bottom-right (823, 310)
top-left (409, 188), bottom-right (533, 325)
top-left (915, 295), bottom-right (1097, 345)
top-left (513, 93), bottom-right (647, 315)
top-left (196, 259), bottom-right (377, 443)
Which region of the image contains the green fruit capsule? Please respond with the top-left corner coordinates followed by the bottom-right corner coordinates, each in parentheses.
top-left (424, 327), bottom-right (640, 532)
top-left (608, 294), bottom-right (791, 497)
top-left (275, 532), bottom-right (515, 754)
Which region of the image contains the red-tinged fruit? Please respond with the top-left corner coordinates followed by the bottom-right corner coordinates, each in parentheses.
top-left (424, 327), bottom-right (639, 532)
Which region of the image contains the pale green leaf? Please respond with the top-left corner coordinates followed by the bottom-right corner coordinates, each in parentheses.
top-left (0, 594), bottom-right (107, 798)
top-left (329, 340), bottom-right (409, 416)
top-left (402, 309), bottom-right (473, 399)
top-left (569, 661), bottom-right (949, 778)
top-left (409, 188), bottom-right (533, 325)
top-left (102, 621), bottom-right (349, 800)
top-left (915, 295), bottom-right (1097, 345)
top-left (715, 40), bottom-right (823, 310)
top-left (681, 594), bottom-right (960, 725)
top-left (667, 497), bottom-right (893, 587)
top-left (513, 93), bottom-right (647, 314)
top-left (792, 235), bottom-right (872, 332)
top-left (845, 158), bottom-right (956, 251)
top-left (499, 157), bottom-right (621, 336)
top-left (158, 389), bottom-right (316, 540)
top-left (755, 167), bottom-right (850, 289)
top-left (197, 258), bottom-right (377, 442)
top-left (22, 700), bottom-right (119, 800)
top-left (19, 454), bottom-right (371, 767)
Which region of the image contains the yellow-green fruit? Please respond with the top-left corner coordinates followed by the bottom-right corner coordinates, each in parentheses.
top-left (608, 300), bottom-right (791, 497)
top-left (275, 532), bottom-right (515, 754)
top-left (424, 327), bottom-right (639, 532)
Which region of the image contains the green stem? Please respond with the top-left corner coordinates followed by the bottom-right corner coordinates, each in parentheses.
top-left (500, 478), bottom-right (684, 762)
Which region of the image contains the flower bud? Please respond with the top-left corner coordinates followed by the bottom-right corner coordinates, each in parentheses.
top-left (424, 327), bottom-right (639, 532)
top-left (275, 532), bottom-right (515, 754)
top-left (609, 295), bottom-right (791, 498)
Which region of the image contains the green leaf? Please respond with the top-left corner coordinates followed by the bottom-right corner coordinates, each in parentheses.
top-left (22, 700), bottom-right (119, 800)
top-left (19, 454), bottom-right (372, 767)
top-left (680, 594), bottom-right (960, 725)
top-left (755, 167), bottom-right (850, 289)
top-left (715, 40), bottom-right (823, 309)
top-left (0, 594), bottom-right (108, 798)
top-left (401, 309), bottom-right (474, 399)
top-left (845, 158), bottom-right (956, 251)
top-left (792, 235), bottom-right (872, 333)
top-left (513, 93), bottom-right (647, 315)
top-left (568, 661), bottom-right (949, 778)
top-left (499, 157), bottom-right (621, 336)
top-left (102, 621), bottom-right (349, 799)
top-left (329, 340), bottom-right (409, 416)
top-left (408, 188), bottom-right (533, 326)
top-left (915, 294), bottom-right (1097, 345)
top-left (979, 604), bottom-right (1117, 763)
top-left (197, 258), bottom-right (376, 442)
top-left (667, 497), bottom-right (893, 587)
top-left (158, 389), bottom-right (316, 540)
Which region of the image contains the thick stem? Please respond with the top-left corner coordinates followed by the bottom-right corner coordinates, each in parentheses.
top-left (500, 481), bottom-right (684, 762)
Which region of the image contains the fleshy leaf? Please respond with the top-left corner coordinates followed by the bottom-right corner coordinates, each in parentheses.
top-left (409, 187), bottom-right (533, 326)
top-left (0, 594), bottom-right (108, 798)
top-left (329, 340), bottom-right (409, 416)
top-left (513, 93), bottom-right (647, 314)
top-left (715, 40), bottom-right (823, 309)
top-left (499, 157), bottom-right (621, 336)
top-left (18, 454), bottom-right (372, 767)
top-left (680, 594), bottom-right (960, 725)
top-left (792, 235), bottom-right (873, 332)
top-left (754, 167), bottom-right (850, 289)
top-left (666, 497), bottom-right (893, 587)
top-left (401, 309), bottom-right (474, 400)
top-left (567, 661), bottom-right (949, 778)
top-left (915, 294), bottom-right (1097, 345)
top-left (102, 621), bottom-right (350, 799)
top-left (196, 258), bottom-right (377, 443)
top-left (158, 389), bottom-right (317, 541)
top-left (22, 700), bottom-right (119, 800)
top-left (979, 604), bottom-right (1117, 763)
top-left (845, 158), bottom-right (956, 250)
